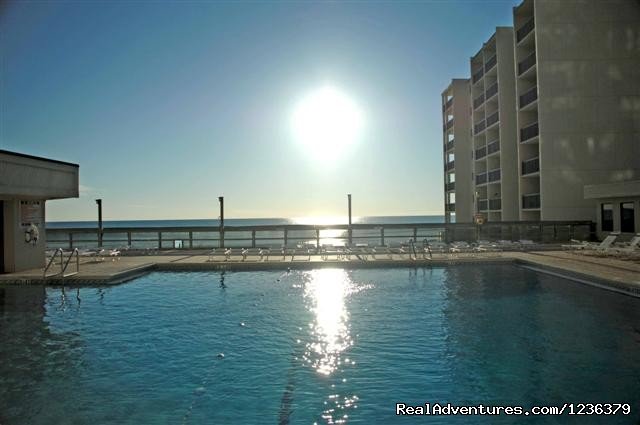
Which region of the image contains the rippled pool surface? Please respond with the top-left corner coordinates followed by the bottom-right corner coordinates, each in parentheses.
top-left (1, 265), bottom-right (640, 424)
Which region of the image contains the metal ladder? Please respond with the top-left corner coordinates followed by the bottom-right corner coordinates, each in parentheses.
top-left (44, 248), bottom-right (80, 279)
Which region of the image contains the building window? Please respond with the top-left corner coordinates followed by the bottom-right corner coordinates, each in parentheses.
top-left (601, 203), bottom-right (613, 232)
top-left (621, 202), bottom-right (635, 233)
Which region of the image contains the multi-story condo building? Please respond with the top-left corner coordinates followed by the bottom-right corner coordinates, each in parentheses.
top-left (470, 27), bottom-right (519, 222)
top-left (442, 79), bottom-right (472, 223)
top-left (513, 0), bottom-right (640, 224)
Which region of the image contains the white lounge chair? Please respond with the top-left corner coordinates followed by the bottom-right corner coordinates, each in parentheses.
top-left (371, 245), bottom-right (393, 259)
top-left (561, 232), bottom-right (619, 251)
top-left (606, 234), bottom-right (640, 257)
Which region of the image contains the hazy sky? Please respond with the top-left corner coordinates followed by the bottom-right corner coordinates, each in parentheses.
top-left (1, 0), bottom-right (518, 221)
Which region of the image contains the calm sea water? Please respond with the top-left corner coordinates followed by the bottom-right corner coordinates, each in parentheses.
top-left (45, 215), bottom-right (445, 229)
top-left (1, 265), bottom-right (639, 424)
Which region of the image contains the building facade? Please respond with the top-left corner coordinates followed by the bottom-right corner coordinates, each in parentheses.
top-left (442, 79), bottom-right (473, 223)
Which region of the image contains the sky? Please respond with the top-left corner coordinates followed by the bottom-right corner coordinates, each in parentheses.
top-left (1, 0), bottom-right (519, 221)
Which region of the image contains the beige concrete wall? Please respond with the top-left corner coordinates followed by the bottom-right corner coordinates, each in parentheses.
top-left (3, 200), bottom-right (46, 272)
top-left (534, 0), bottom-right (640, 220)
top-left (0, 151), bottom-right (79, 200)
top-left (452, 79), bottom-right (473, 223)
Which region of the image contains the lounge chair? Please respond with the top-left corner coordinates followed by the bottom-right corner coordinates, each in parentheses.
top-left (78, 248), bottom-right (105, 263)
top-left (292, 243), bottom-right (315, 261)
top-left (561, 232), bottom-right (619, 251)
top-left (606, 234), bottom-right (640, 257)
top-left (371, 245), bottom-right (393, 259)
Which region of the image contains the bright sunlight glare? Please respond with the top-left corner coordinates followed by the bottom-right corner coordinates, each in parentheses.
top-left (291, 85), bottom-right (365, 160)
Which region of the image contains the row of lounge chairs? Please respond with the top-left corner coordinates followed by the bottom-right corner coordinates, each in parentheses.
top-left (204, 239), bottom-right (551, 262)
top-left (46, 247), bottom-right (122, 264)
top-left (562, 232), bottom-right (640, 259)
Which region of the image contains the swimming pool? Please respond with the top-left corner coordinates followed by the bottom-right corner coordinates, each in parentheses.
top-left (1, 265), bottom-right (639, 424)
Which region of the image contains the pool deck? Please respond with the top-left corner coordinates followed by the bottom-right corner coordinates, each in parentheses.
top-left (1, 250), bottom-right (639, 297)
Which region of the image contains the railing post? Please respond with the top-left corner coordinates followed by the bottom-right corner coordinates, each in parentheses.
top-left (158, 232), bottom-right (162, 250)
top-left (316, 228), bottom-right (320, 249)
top-left (284, 228), bottom-right (288, 247)
top-left (252, 230), bottom-right (256, 248)
top-left (127, 231), bottom-right (132, 247)
top-left (189, 231), bottom-right (193, 249)
top-left (413, 227), bottom-right (417, 243)
top-left (381, 227), bottom-right (385, 246)
top-left (570, 224), bottom-right (575, 241)
top-left (69, 232), bottom-right (73, 250)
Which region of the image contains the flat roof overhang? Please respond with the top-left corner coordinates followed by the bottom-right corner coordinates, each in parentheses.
top-left (0, 149), bottom-right (79, 200)
top-left (584, 180), bottom-right (640, 200)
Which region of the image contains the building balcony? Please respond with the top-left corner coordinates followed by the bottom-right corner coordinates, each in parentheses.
top-left (445, 140), bottom-right (454, 152)
top-left (485, 82), bottom-right (498, 101)
top-left (446, 203), bottom-right (456, 213)
top-left (484, 54), bottom-right (497, 73)
top-left (486, 111), bottom-right (499, 128)
top-left (489, 198), bottom-right (502, 211)
top-left (445, 160), bottom-right (455, 171)
top-left (445, 181), bottom-right (455, 191)
top-left (522, 157), bottom-right (540, 175)
top-left (476, 172), bottom-right (487, 185)
top-left (478, 199), bottom-right (488, 211)
top-left (519, 86), bottom-right (538, 109)
top-left (443, 119), bottom-right (454, 131)
top-left (522, 193), bottom-right (541, 210)
top-left (488, 168), bottom-right (501, 183)
top-left (475, 145), bottom-right (487, 160)
top-left (472, 68), bottom-right (484, 84)
top-left (473, 93), bottom-right (485, 110)
top-left (474, 120), bottom-right (486, 135)
top-left (487, 139), bottom-right (500, 155)
top-left (520, 122), bottom-right (539, 143)
top-left (518, 51), bottom-right (536, 76)
top-left (444, 97), bottom-right (453, 111)
top-left (516, 17), bottom-right (535, 43)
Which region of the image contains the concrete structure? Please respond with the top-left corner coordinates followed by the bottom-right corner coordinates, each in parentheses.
top-left (513, 0), bottom-right (640, 221)
top-left (442, 79), bottom-right (473, 223)
top-left (584, 180), bottom-right (640, 238)
top-left (0, 150), bottom-right (79, 273)
top-left (470, 28), bottom-right (519, 222)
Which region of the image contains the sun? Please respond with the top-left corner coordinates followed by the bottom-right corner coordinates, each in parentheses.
top-left (291, 85), bottom-right (364, 160)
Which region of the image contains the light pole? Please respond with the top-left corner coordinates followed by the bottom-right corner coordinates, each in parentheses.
top-left (218, 196), bottom-right (224, 248)
top-left (95, 199), bottom-right (103, 248)
top-left (347, 194), bottom-right (352, 245)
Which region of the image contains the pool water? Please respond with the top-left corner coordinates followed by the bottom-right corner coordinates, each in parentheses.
top-left (1, 265), bottom-right (639, 424)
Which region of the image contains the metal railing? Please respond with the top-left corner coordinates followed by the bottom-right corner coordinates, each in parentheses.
top-left (46, 220), bottom-right (596, 247)
top-left (487, 139), bottom-right (500, 155)
top-left (476, 172), bottom-right (487, 185)
top-left (474, 120), bottom-right (486, 135)
top-left (489, 198), bottom-right (502, 211)
top-left (485, 82), bottom-right (498, 100)
top-left (444, 119), bottom-right (454, 130)
top-left (517, 17), bottom-right (535, 42)
top-left (488, 168), bottom-right (501, 183)
top-left (445, 140), bottom-right (454, 151)
top-left (445, 181), bottom-right (455, 191)
top-left (520, 86), bottom-right (538, 109)
top-left (473, 93), bottom-right (485, 109)
top-left (522, 157), bottom-right (540, 175)
top-left (518, 51), bottom-right (536, 75)
top-left (520, 122), bottom-right (539, 142)
top-left (44, 248), bottom-right (79, 279)
top-left (478, 199), bottom-right (489, 211)
top-left (472, 68), bottom-right (484, 83)
top-left (444, 97), bottom-right (453, 111)
top-left (523, 193), bottom-right (541, 209)
top-left (445, 204), bottom-right (456, 213)
top-left (486, 111), bottom-right (499, 127)
top-left (445, 160), bottom-right (455, 171)
top-left (484, 54), bottom-right (497, 72)
top-left (475, 145), bottom-right (487, 160)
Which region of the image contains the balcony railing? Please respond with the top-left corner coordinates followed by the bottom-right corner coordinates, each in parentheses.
top-left (445, 140), bottom-right (454, 151)
top-left (444, 97), bottom-right (453, 110)
top-left (487, 139), bottom-right (500, 155)
top-left (520, 86), bottom-right (538, 109)
top-left (446, 160), bottom-right (455, 171)
top-left (475, 145), bottom-right (487, 160)
top-left (484, 54), bottom-right (497, 73)
top-left (445, 181), bottom-right (455, 191)
top-left (489, 198), bottom-right (502, 210)
top-left (486, 111), bottom-right (499, 128)
top-left (518, 51), bottom-right (536, 75)
top-left (473, 93), bottom-right (485, 109)
top-left (478, 199), bottom-right (488, 211)
top-left (472, 68), bottom-right (484, 84)
top-left (474, 120), bottom-right (486, 135)
top-left (520, 122), bottom-right (539, 142)
top-left (443, 119), bottom-right (454, 131)
top-left (516, 17), bottom-right (535, 43)
top-left (488, 168), bottom-right (501, 182)
top-left (522, 157), bottom-right (540, 175)
top-left (522, 193), bottom-right (541, 209)
top-left (446, 203), bottom-right (456, 213)
top-left (476, 172), bottom-right (487, 185)
top-left (485, 82), bottom-right (498, 100)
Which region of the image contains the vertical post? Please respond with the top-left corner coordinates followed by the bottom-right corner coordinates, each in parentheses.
top-left (158, 232), bottom-right (162, 249)
top-left (127, 231), bottom-right (132, 247)
top-left (251, 230), bottom-right (256, 248)
top-left (189, 231), bottom-right (193, 249)
top-left (69, 232), bottom-right (73, 250)
top-left (413, 227), bottom-right (417, 243)
top-left (316, 228), bottom-right (320, 249)
top-left (347, 194), bottom-right (352, 245)
top-left (95, 199), bottom-right (103, 248)
top-left (218, 196), bottom-right (224, 248)
top-left (381, 227), bottom-right (385, 246)
top-left (284, 228), bottom-right (288, 247)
